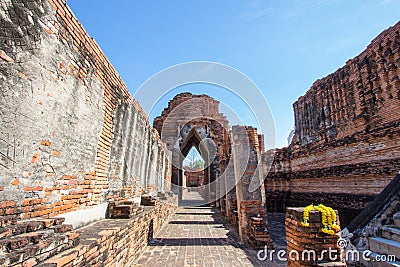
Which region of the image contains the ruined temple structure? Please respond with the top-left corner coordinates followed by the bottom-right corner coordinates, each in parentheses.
top-left (265, 21), bottom-right (400, 226)
top-left (0, 1), bottom-right (273, 266)
top-left (153, 93), bottom-right (273, 247)
top-left (0, 0), bottom-right (178, 265)
top-left (1, 0), bottom-right (400, 266)
top-left (153, 93), bottom-right (231, 204)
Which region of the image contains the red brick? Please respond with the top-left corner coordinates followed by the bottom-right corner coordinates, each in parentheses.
top-left (23, 186), bottom-right (43, 191)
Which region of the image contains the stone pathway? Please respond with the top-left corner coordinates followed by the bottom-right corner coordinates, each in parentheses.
top-left (133, 192), bottom-right (286, 267)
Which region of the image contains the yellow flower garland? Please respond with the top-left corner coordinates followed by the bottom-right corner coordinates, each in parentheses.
top-left (301, 204), bottom-right (314, 227)
top-left (301, 204), bottom-right (340, 235)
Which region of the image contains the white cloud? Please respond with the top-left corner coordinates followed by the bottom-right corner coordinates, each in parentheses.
top-left (240, 7), bottom-right (273, 20)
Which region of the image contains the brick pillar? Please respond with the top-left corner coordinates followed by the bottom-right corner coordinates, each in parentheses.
top-left (215, 169), bottom-right (220, 208)
top-left (216, 168), bottom-right (223, 209)
top-left (222, 161), bottom-right (237, 223)
top-left (285, 207), bottom-right (345, 267)
top-left (218, 161), bottom-right (227, 214)
top-left (232, 126), bottom-right (273, 247)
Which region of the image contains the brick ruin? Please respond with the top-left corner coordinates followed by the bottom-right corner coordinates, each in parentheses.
top-left (265, 21), bottom-right (400, 226)
top-left (153, 93), bottom-right (231, 204)
top-left (0, 0), bottom-right (400, 266)
top-left (0, 0), bottom-right (274, 265)
top-left (0, 0), bottom-right (173, 220)
top-left (0, 0), bottom-right (175, 265)
top-left (285, 208), bottom-right (344, 267)
top-left (153, 93), bottom-right (272, 246)
top-left (183, 167), bottom-right (204, 187)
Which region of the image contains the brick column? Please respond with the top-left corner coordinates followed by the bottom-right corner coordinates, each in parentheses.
top-left (286, 207), bottom-right (345, 267)
top-left (222, 162), bottom-right (237, 223)
top-left (232, 126), bottom-right (273, 247)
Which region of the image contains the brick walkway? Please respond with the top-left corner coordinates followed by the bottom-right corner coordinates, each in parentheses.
top-left (134, 192), bottom-right (286, 267)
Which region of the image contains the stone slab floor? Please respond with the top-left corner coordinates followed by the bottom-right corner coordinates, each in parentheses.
top-left (133, 192), bottom-right (286, 267)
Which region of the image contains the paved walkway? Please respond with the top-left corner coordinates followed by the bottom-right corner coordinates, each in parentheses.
top-left (134, 192), bottom-right (286, 267)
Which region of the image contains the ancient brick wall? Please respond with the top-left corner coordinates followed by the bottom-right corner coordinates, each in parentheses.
top-left (0, 199), bottom-right (176, 266)
top-left (294, 22), bottom-right (400, 146)
top-left (108, 103), bottom-right (171, 200)
top-left (41, 201), bottom-right (177, 267)
top-left (265, 21), bottom-right (400, 226)
top-left (0, 0), bottom-right (170, 222)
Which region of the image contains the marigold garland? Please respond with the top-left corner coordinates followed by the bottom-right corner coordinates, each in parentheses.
top-left (301, 204), bottom-right (314, 227)
top-left (301, 204), bottom-right (340, 235)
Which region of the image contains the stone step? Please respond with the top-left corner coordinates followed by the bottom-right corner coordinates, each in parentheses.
top-left (0, 218), bottom-right (66, 239)
top-left (0, 215), bottom-right (78, 266)
top-left (50, 224), bottom-right (73, 233)
top-left (119, 200), bottom-right (136, 206)
top-left (109, 205), bottom-right (143, 219)
top-left (36, 246), bottom-right (79, 267)
top-left (383, 226), bottom-right (400, 243)
top-left (0, 235), bottom-right (72, 266)
top-left (361, 251), bottom-right (400, 267)
top-left (36, 218), bottom-right (66, 228)
top-left (141, 196), bottom-right (156, 206)
top-left (369, 237), bottom-right (400, 260)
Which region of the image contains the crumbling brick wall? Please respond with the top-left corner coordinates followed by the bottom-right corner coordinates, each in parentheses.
top-left (0, 0), bottom-right (171, 221)
top-left (265, 21), bottom-right (400, 225)
top-left (41, 201), bottom-right (177, 266)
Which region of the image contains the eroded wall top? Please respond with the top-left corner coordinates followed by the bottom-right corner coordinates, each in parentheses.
top-left (293, 21), bottom-right (400, 147)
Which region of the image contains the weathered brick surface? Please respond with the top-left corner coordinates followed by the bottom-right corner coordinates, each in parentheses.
top-left (232, 126), bottom-right (273, 247)
top-left (108, 200), bottom-right (144, 219)
top-left (107, 103), bottom-right (171, 201)
top-left (0, 216), bottom-right (79, 266)
top-left (0, 0), bottom-right (179, 266)
top-left (265, 21), bottom-right (400, 225)
top-left (39, 200), bottom-right (176, 267)
top-left (286, 208), bottom-right (344, 267)
top-left (0, 0), bottom-right (171, 221)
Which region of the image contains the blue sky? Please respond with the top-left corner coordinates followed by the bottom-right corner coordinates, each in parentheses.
top-left (68, 0), bottom-right (400, 148)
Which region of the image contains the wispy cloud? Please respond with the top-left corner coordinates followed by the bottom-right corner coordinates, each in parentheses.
top-left (295, 0), bottom-right (345, 13)
top-left (380, 0), bottom-right (394, 4)
top-left (300, 0), bottom-right (330, 9)
top-left (240, 7), bottom-right (273, 20)
top-left (279, 0), bottom-right (342, 19)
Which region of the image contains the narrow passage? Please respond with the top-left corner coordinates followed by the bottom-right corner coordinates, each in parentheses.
top-left (134, 192), bottom-right (284, 267)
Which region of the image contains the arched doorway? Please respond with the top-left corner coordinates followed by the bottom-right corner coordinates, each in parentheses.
top-left (153, 93), bottom-right (230, 206)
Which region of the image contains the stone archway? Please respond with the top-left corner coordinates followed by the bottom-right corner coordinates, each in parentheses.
top-left (178, 126), bottom-right (212, 204)
top-left (153, 93), bottom-right (231, 205)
